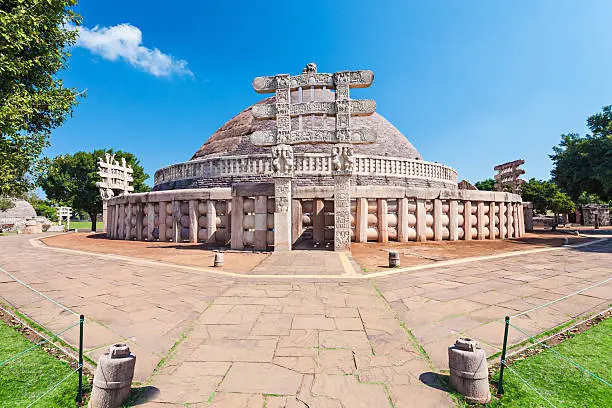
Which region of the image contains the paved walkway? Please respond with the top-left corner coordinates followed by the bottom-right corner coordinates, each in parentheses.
top-left (0, 234), bottom-right (611, 407)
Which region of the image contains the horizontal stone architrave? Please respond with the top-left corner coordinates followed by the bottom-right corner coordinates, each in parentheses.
top-left (154, 153), bottom-right (458, 188)
top-left (109, 186), bottom-right (521, 205)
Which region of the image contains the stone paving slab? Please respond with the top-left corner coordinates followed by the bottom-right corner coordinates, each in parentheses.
top-left (1, 234), bottom-right (610, 407)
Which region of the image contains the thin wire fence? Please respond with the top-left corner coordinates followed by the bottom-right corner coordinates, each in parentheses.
top-left (497, 277), bottom-right (612, 407)
top-left (0, 265), bottom-right (84, 406)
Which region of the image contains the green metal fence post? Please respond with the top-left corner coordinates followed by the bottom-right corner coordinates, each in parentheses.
top-left (76, 315), bottom-right (84, 404)
top-left (497, 316), bottom-right (510, 395)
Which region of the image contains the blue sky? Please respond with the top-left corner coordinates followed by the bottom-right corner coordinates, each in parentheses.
top-left (49, 0), bottom-right (612, 186)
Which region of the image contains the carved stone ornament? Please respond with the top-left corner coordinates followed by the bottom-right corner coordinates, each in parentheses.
top-left (271, 144), bottom-right (294, 176)
top-left (331, 145), bottom-right (354, 174)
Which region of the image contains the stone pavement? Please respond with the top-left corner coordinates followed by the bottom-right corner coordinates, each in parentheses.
top-left (0, 234), bottom-right (611, 407)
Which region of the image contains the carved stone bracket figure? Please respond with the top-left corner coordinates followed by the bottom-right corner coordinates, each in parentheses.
top-left (332, 144), bottom-right (354, 174)
top-left (272, 144), bottom-right (294, 177)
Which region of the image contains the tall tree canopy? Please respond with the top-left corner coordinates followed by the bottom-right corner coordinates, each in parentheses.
top-left (521, 178), bottom-right (575, 229)
top-left (39, 149), bottom-right (150, 231)
top-left (551, 106), bottom-right (612, 201)
top-left (474, 178), bottom-right (496, 191)
top-left (0, 0), bottom-right (81, 197)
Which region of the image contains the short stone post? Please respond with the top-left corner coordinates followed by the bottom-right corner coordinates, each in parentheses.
top-left (214, 252), bottom-right (224, 267)
top-left (448, 338), bottom-right (490, 403)
top-left (89, 344), bottom-right (136, 408)
top-left (523, 202), bottom-right (533, 232)
top-left (389, 250), bottom-right (400, 267)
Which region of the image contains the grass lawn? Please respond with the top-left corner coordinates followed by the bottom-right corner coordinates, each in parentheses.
top-left (489, 318), bottom-right (612, 407)
top-left (68, 221), bottom-right (103, 231)
top-left (0, 320), bottom-right (80, 407)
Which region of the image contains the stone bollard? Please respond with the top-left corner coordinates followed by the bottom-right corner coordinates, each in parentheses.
top-left (388, 250), bottom-right (400, 268)
top-left (214, 252), bottom-right (224, 267)
top-left (448, 338), bottom-right (490, 403)
top-left (89, 344), bottom-right (136, 408)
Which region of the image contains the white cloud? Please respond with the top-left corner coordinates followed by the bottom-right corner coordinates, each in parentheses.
top-left (74, 23), bottom-right (193, 78)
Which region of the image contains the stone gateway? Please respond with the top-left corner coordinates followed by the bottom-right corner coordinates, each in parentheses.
top-left (103, 64), bottom-right (524, 251)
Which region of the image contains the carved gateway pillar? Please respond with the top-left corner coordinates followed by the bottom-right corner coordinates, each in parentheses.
top-left (272, 145), bottom-right (294, 252)
top-left (251, 63), bottom-right (376, 252)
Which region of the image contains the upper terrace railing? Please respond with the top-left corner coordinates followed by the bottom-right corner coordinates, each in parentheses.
top-left (154, 153), bottom-right (458, 186)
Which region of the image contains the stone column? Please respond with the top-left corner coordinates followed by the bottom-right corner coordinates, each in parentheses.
top-left (158, 202), bottom-right (167, 242)
top-left (255, 196), bottom-right (268, 250)
top-left (416, 199), bottom-right (427, 242)
top-left (188, 200), bottom-right (198, 243)
top-left (102, 199), bottom-right (108, 233)
top-left (206, 200), bottom-right (217, 244)
top-left (433, 199), bottom-right (443, 241)
top-left (118, 204), bottom-right (125, 239)
top-left (499, 202), bottom-right (506, 239)
top-left (125, 203), bottom-right (133, 240)
top-left (463, 201), bottom-right (472, 241)
top-left (135, 203), bottom-right (143, 241)
top-left (513, 204), bottom-right (520, 238)
top-left (230, 196), bottom-right (244, 250)
top-left (518, 202), bottom-right (525, 236)
top-left (172, 201), bottom-right (181, 242)
top-left (356, 198), bottom-right (368, 243)
top-left (477, 201), bottom-right (485, 240)
top-left (489, 202), bottom-right (496, 240)
top-left (505, 202), bottom-right (513, 239)
top-left (274, 177), bottom-right (292, 252)
top-left (312, 198), bottom-right (325, 245)
top-left (333, 174), bottom-right (351, 251)
top-left (147, 203), bottom-right (155, 241)
top-left (377, 198), bottom-right (388, 243)
top-left (292, 199), bottom-right (303, 245)
top-left (112, 204), bottom-right (119, 239)
top-left (523, 202), bottom-right (533, 232)
top-left (449, 200), bottom-right (459, 241)
top-left (398, 197), bottom-right (410, 242)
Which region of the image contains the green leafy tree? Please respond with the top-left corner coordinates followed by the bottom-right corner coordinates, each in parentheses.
top-left (39, 149), bottom-right (150, 231)
top-left (521, 178), bottom-right (575, 230)
top-left (23, 192), bottom-right (57, 221)
top-left (551, 106), bottom-right (612, 201)
top-left (474, 178), bottom-right (496, 191)
top-left (0, 0), bottom-right (82, 197)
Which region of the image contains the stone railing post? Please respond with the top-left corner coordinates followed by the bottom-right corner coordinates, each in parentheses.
top-left (158, 202), bottom-right (167, 242)
top-left (312, 198), bottom-right (325, 245)
top-left (230, 196), bottom-right (244, 250)
top-left (398, 197), bottom-right (410, 242)
top-left (255, 196), bottom-right (268, 250)
top-left (476, 201), bottom-right (485, 240)
top-left (292, 199), bottom-right (303, 245)
top-left (463, 201), bottom-right (472, 241)
top-left (377, 198), bottom-right (388, 243)
top-left (434, 199), bottom-right (443, 241)
top-left (489, 202), bottom-right (496, 240)
top-left (135, 203), bottom-right (143, 241)
top-left (188, 200), bottom-right (198, 243)
top-left (499, 202), bottom-right (506, 239)
top-left (356, 198), bottom-right (368, 243)
top-left (147, 203), bottom-right (155, 241)
top-left (416, 199), bottom-right (427, 242)
top-left (449, 200), bottom-right (458, 241)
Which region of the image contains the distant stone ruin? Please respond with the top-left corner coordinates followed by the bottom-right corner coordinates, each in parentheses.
top-left (494, 160), bottom-right (525, 193)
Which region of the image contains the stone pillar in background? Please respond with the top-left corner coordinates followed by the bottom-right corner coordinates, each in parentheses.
top-left (398, 197), bottom-right (410, 242)
top-left (433, 199), bottom-right (443, 241)
top-left (449, 200), bottom-right (459, 241)
top-left (158, 202), bottom-right (167, 242)
top-left (255, 196), bottom-right (268, 250)
top-left (476, 201), bottom-right (485, 240)
top-left (377, 198), bottom-right (389, 243)
top-left (356, 198), bottom-right (368, 242)
top-left (230, 197), bottom-right (244, 250)
top-left (416, 199), bottom-right (427, 242)
top-left (147, 203), bottom-right (155, 241)
top-left (499, 202), bottom-right (506, 239)
top-left (463, 201), bottom-right (472, 241)
top-left (135, 203), bottom-right (143, 241)
top-left (523, 202), bottom-right (533, 232)
top-left (489, 202), bottom-right (496, 240)
top-left (188, 200), bottom-right (198, 243)
top-left (292, 199), bottom-right (303, 245)
top-left (312, 198), bottom-right (325, 245)
top-left (102, 200), bottom-right (108, 233)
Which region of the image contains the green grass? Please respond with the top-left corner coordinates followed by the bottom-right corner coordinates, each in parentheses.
top-left (489, 318), bottom-right (612, 408)
top-left (0, 320), bottom-right (81, 407)
top-left (68, 221), bottom-right (103, 231)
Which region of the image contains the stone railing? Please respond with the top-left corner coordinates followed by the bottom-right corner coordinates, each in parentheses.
top-left (105, 187), bottom-right (524, 249)
top-left (154, 154), bottom-right (458, 186)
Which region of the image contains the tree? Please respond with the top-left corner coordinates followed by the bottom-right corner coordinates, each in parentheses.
top-left (474, 178), bottom-right (496, 191)
top-left (521, 178), bottom-right (575, 230)
top-left (551, 106), bottom-right (612, 201)
top-left (0, 1), bottom-right (81, 197)
top-left (39, 149), bottom-right (150, 231)
top-left (23, 192), bottom-right (57, 221)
